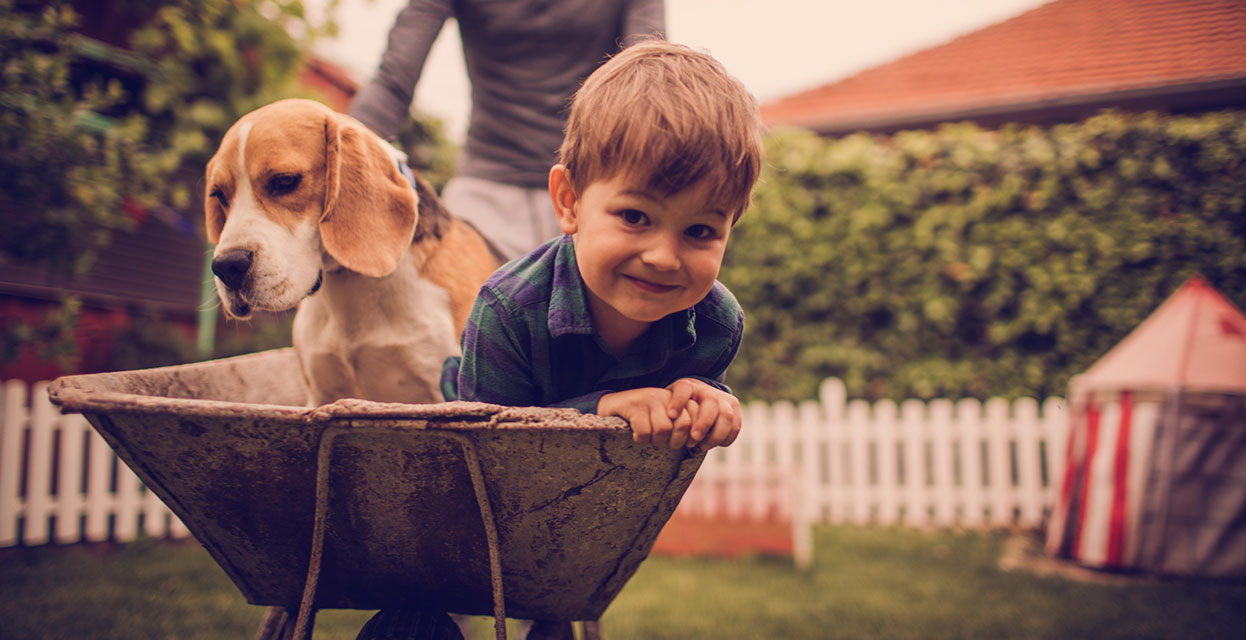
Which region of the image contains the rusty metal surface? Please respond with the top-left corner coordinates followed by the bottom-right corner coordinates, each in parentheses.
top-left (48, 348), bottom-right (702, 621)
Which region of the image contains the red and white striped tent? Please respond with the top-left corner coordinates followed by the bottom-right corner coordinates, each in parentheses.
top-left (1046, 275), bottom-right (1246, 576)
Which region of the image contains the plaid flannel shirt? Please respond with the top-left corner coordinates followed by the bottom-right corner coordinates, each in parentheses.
top-left (441, 234), bottom-right (744, 413)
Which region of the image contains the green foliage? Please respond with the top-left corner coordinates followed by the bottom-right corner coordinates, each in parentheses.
top-left (109, 306), bottom-right (298, 371)
top-left (393, 113), bottom-right (459, 192)
top-left (722, 110), bottom-right (1246, 403)
top-left (108, 306), bottom-right (197, 370)
top-left (1, 0), bottom-right (335, 274)
top-left (210, 312), bottom-right (295, 360)
top-left (0, 0), bottom-right (453, 265)
top-left (0, 0), bottom-right (326, 368)
top-left (0, 296), bottom-right (80, 367)
top-left (1, 1), bottom-right (139, 276)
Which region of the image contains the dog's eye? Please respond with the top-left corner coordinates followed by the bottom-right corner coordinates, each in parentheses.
top-left (267, 173), bottom-right (302, 196)
top-left (210, 188), bottom-right (229, 208)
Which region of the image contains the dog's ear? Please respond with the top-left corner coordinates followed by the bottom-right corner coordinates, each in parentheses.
top-left (203, 153), bottom-right (225, 245)
top-left (320, 112), bottom-right (417, 277)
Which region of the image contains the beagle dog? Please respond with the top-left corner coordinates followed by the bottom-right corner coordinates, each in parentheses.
top-left (204, 99), bottom-right (499, 406)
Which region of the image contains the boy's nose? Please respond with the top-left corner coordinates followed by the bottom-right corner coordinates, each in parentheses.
top-left (640, 234), bottom-right (681, 270)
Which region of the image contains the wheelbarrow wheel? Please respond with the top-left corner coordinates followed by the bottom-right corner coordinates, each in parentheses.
top-left (357, 608), bottom-right (464, 640)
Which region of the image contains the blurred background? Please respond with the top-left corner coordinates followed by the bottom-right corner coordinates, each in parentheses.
top-left (2, 1), bottom-right (1245, 636)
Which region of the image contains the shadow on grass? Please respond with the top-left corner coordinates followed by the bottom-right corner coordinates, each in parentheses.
top-left (2, 528), bottom-right (1245, 639)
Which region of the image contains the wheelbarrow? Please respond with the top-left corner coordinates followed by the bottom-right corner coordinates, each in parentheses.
top-left (47, 348), bottom-right (704, 639)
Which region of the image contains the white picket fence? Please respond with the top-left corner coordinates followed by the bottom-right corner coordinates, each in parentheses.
top-left (0, 377), bottom-right (1067, 548)
top-left (0, 380), bottom-right (189, 547)
top-left (680, 379), bottom-right (1068, 531)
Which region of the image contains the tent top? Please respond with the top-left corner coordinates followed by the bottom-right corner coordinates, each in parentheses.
top-left (1074, 275), bottom-right (1246, 395)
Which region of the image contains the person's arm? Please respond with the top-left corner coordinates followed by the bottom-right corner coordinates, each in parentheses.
top-left (596, 305), bottom-right (744, 449)
top-left (621, 0), bottom-right (666, 46)
top-left (685, 303), bottom-right (744, 392)
top-left (548, 390), bottom-right (611, 414)
top-left (348, 0), bottom-right (454, 138)
top-left (663, 298), bottom-right (746, 450)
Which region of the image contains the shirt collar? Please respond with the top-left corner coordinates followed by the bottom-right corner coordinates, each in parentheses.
top-left (547, 235), bottom-right (594, 337)
top-left (546, 235), bottom-right (699, 353)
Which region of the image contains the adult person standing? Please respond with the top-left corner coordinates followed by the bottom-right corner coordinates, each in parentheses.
top-left (350, 0), bottom-right (666, 262)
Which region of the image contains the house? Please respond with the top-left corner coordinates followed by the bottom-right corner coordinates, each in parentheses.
top-left (762, 0), bottom-right (1246, 135)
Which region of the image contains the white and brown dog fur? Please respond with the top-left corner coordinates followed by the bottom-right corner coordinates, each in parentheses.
top-left (204, 98), bottom-right (498, 406)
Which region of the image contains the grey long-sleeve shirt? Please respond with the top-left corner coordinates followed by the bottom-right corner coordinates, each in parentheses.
top-left (350, 0), bottom-right (665, 188)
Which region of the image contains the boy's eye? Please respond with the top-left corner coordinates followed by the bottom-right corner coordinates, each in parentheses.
top-left (685, 224), bottom-right (716, 240)
top-left (619, 209), bottom-right (649, 226)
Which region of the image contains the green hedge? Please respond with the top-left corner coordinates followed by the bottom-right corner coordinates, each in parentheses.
top-left (720, 110), bottom-right (1246, 403)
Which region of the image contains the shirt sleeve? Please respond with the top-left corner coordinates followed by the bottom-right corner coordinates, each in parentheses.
top-left (687, 300), bottom-right (744, 394)
top-left (621, 0), bottom-right (666, 46)
top-left (455, 286), bottom-right (542, 407)
top-left (348, 0), bottom-right (454, 138)
top-left (548, 390), bottom-right (610, 414)
top-left (439, 354), bottom-right (462, 401)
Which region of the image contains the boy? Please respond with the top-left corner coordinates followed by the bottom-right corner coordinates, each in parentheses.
top-left (442, 39), bottom-right (762, 452)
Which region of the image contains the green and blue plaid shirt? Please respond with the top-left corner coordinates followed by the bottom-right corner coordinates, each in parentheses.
top-left (441, 234), bottom-right (744, 413)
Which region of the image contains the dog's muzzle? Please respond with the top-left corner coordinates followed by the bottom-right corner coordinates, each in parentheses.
top-left (210, 249), bottom-right (321, 319)
top-left (212, 249), bottom-right (254, 291)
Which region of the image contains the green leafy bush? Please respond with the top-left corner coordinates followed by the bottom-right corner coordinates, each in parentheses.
top-left (722, 110), bottom-right (1246, 402)
top-left (1, 0), bottom-right (140, 277)
top-left (0, 0), bottom-right (320, 369)
top-left (0, 0), bottom-right (322, 276)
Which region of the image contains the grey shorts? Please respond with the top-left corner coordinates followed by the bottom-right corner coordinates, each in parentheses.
top-left (441, 176), bottom-right (562, 262)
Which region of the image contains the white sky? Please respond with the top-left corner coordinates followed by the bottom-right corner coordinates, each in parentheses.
top-left (307, 0), bottom-right (1051, 142)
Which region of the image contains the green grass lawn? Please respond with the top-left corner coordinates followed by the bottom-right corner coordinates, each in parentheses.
top-left (2, 527), bottom-right (1244, 639)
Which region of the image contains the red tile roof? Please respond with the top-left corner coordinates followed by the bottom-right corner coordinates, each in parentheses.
top-left (762, 0), bottom-right (1246, 134)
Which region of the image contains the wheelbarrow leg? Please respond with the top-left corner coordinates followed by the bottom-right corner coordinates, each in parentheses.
top-left (581, 620), bottom-right (603, 640)
top-left (255, 606), bottom-right (286, 640)
top-left (255, 606), bottom-right (301, 640)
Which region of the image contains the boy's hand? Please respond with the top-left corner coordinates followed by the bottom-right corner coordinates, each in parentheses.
top-left (598, 388), bottom-right (696, 448)
top-left (666, 378), bottom-right (742, 452)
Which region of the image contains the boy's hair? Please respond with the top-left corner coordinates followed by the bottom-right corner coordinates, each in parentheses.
top-left (559, 39), bottom-right (763, 221)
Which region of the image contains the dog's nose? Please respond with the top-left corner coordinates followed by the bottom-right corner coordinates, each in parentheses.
top-left (212, 249), bottom-right (254, 290)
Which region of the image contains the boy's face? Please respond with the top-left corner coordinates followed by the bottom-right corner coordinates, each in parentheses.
top-left (550, 166), bottom-right (732, 349)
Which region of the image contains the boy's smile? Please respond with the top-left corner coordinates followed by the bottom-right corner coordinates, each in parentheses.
top-left (550, 166), bottom-right (732, 356)
top-left (624, 275), bottom-right (679, 294)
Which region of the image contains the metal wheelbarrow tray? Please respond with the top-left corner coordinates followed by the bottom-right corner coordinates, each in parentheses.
top-left (48, 348), bottom-right (702, 635)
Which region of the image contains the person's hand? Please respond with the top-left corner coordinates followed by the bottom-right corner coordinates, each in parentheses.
top-left (598, 387), bottom-right (694, 447)
top-left (665, 378), bottom-right (742, 452)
